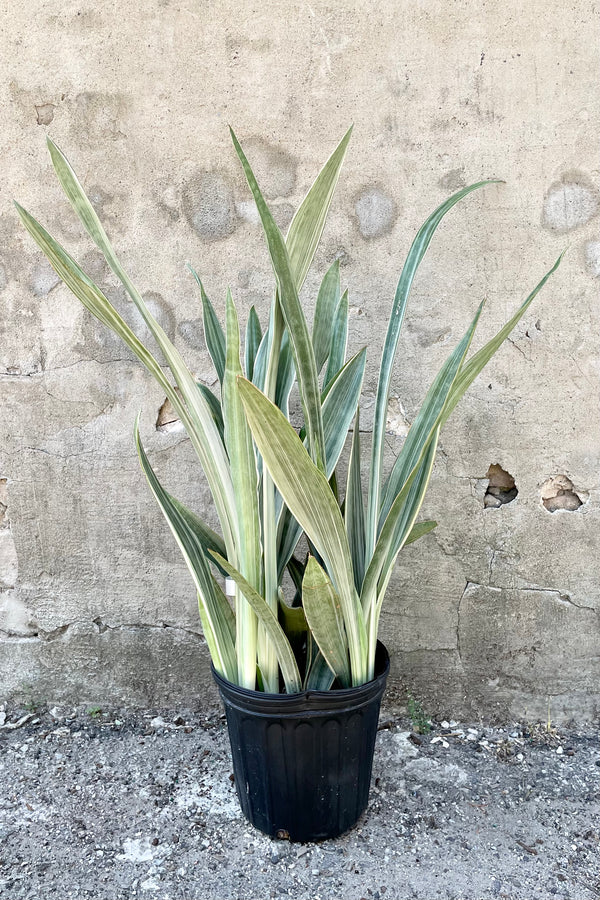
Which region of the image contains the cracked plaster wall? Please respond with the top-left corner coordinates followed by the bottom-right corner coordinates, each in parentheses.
top-left (1, 1), bottom-right (598, 720)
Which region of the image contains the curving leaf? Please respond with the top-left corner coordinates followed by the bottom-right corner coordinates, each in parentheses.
top-left (196, 382), bottom-right (224, 443)
top-left (366, 180), bottom-right (501, 558)
top-left (379, 302), bottom-right (484, 529)
top-left (324, 289), bottom-right (349, 390)
top-left (312, 259), bottom-right (340, 373)
top-left (36, 141), bottom-right (238, 557)
top-left (302, 557), bottom-right (351, 688)
top-left (223, 290), bottom-right (262, 688)
top-left (188, 265), bottom-right (226, 384)
top-left (286, 127), bottom-right (353, 291)
top-left (439, 253), bottom-right (565, 428)
top-left (277, 348), bottom-right (367, 579)
top-left (404, 520), bottom-right (437, 546)
top-left (345, 410), bottom-right (365, 593)
top-left (230, 128), bottom-right (326, 471)
top-left (135, 417), bottom-right (237, 683)
top-left (245, 305), bottom-right (262, 381)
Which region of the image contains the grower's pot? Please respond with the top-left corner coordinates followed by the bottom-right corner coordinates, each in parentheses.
top-left (212, 641), bottom-right (390, 842)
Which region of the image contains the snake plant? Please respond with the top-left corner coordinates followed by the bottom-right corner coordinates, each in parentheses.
top-left (16, 130), bottom-right (562, 693)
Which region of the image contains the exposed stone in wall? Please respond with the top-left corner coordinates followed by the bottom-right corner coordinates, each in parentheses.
top-left (386, 396), bottom-right (410, 438)
top-left (156, 397), bottom-right (184, 434)
top-left (541, 475), bottom-right (585, 513)
top-left (484, 464), bottom-right (518, 508)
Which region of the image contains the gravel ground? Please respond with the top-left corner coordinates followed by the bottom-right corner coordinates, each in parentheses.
top-left (0, 703), bottom-right (599, 900)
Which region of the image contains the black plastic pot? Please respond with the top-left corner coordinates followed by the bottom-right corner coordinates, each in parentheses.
top-left (211, 641), bottom-right (390, 842)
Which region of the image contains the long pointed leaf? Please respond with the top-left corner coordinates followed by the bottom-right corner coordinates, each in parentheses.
top-left (223, 290), bottom-right (261, 688)
top-left (40, 141), bottom-right (238, 557)
top-left (302, 557), bottom-right (351, 688)
top-left (324, 289), bottom-right (349, 390)
top-left (404, 520), bottom-right (437, 546)
top-left (362, 430), bottom-right (440, 615)
top-left (286, 127), bottom-right (353, 291)
top-left (439, 253), bottom-right (565, 428)
top-left (345, 410), bottom-right (365, 593)
top-left (305, 651), bottom-right (336, 690)
top-left (196, 382), bottom-right (225, 443)
top-left (15, 204), bottom-right (236, 555)
top-left (135, 417), bottom-right (237, 682)
top-left (237, 376), bottom-right (368, 685)
top-left (363, 428), bottom-right (439, 679)
top-left (379, 302), bottom-right (484, 529)
top-left (312, 260), bottom-right (340, 372)
top-left (168, 494), bottom-right (226, 561)
top-left (230, 129), bottom-right (326, 471)
top-left (277, 348), bottom-right (367, 579)
top-left (366, 180), bottom-right (501, 558)
top-left (245, 305), bottom-right (262, 381)
top-left (188, 265), bottom-right (226, 384)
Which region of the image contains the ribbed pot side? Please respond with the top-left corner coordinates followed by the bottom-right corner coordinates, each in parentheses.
top-left (212, 642), bottom-right (390, 842)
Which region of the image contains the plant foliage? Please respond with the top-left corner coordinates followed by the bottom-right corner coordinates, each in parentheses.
top-left (16, 131), bottom-right (563, 692)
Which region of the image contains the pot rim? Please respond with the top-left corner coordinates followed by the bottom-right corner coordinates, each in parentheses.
top-left (211, 640), bottom-right (390, 716)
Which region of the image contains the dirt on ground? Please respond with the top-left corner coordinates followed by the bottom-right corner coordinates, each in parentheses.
top-left (0, 702), bottom-right (598, 900)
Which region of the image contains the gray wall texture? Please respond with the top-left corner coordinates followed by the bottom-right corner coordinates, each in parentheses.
top-left (1, 1), bottom-right (598, 721)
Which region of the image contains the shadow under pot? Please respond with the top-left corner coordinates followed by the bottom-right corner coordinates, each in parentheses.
top-left (211, 641), bottom-right (390, 842)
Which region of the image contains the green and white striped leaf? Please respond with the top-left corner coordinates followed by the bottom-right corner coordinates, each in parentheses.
top-left (245, 305), bottom-right (262, 381)
top-left (404, 520), bottom-right (437, 546)
top-left (223, 290), bottom-right (262, 688)
top-left (378, 429), bottom-right (440, 589)
top-left (40, 140), bottom-right (237, 557)
top-left (167, 493), bottom-right (226, 562)
top-left (277, 348), bottom-right (367, 578)
top-left (379, 302), bottom-right (484, 529)
top-left (363, 428), bottom-right (439, 679)
top-left (345, 410), bottom-right (366, 593)
top-left (312, 259), bottom-right (341, 373)
top-left (439, 253), bottom-right (565, 428)
top-left (237, 376), bottom-right (368, 685)
top-left (196, 383), bottom-right (224, 443)
top-left (305, 651), bottom-right (337, 690)
top-left (135, 417), bottom-right (237, 683)
top-left (286, 127), bottom-right (353, 291)
top-left (302, 557), bottom-right (351, 688)
top-left (231, 129), bottom-right (326, 471)
top-left (212, 553), bottom-right (302, 694)
top-left (366, 180), bottom-right (500, 557)
top-left (362, 430), bottom-right (439, 614)
top-left (188, 265), bottom-right (226, 384)
top-left (323, 289), bottom-right (349, 390)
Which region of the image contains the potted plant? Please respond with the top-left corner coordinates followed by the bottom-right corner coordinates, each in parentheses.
top-left (16, 130), bottom-right (561, 842)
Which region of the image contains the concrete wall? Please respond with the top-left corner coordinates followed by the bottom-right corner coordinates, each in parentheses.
top-left (1, 0), bottom-right (598, 721)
